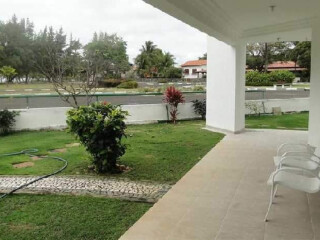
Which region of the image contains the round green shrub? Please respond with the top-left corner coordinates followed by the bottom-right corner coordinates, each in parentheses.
top-left (117, 80), bottom-right (138, 89)
top-left (269, 70), bottom-right (295, 84)
top-left (0, 109), bottom-right (19, 135)
top-left (67, 102), bottom-right (128, 173)
top-left (246, 71), bottom-right (272, 86)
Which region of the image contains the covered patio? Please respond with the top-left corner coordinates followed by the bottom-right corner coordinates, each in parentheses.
top-left (121, 0), bottom-right (320, 239)
top-left (120, 129), bottom-right (320, 240)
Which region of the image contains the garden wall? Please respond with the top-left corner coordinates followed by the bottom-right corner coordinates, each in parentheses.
top-left (12, 98), bottom-right (309, 130)
top-left (13, 103), bottom-right (199, 130)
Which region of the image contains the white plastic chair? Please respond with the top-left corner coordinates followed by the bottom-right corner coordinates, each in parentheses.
top-left (264, 167), bottom-right (320, 221)
top-left (276, 143), bottom-right (319, 158)
top-left (274, 143), bottom-right (320, 171)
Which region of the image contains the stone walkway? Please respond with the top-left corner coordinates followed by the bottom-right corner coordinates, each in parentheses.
top-left (0, 176), bottom-right (171, 203)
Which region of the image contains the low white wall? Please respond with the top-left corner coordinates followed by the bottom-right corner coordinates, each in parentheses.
top-left (13, 102), bottom-right (199, 130)
top-left (12, 98), bottom-right (309, 131)
top-left (246, 98), bottom-right (309, 114)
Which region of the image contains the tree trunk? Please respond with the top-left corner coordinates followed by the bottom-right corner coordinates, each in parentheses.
top-left (264, 43), bottom-right (269, 73)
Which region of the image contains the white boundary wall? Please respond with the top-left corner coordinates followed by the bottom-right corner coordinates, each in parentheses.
top-left (13, 103), bottom-right (199, 130)
top-left (12, 98), bottom-right (309, 131)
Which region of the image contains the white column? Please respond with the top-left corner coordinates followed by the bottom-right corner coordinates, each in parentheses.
top-left (308, 19), bottom-right (320, 147)
top-left (206, 36), bottom-right (246, 133)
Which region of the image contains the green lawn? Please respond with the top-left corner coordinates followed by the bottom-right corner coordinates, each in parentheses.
top-left (0, 121), bottom-right (223, 183)
top-left (0, 194), bottom-right (151, 240)
top-left (245, 112), bottom-right (309, 130)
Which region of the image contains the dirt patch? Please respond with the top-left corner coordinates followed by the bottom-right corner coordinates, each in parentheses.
top-left (8, 223), bottom-right (39, 231)
top-left (66, 143), bottom-right (81, 148)
top-left (30, 155), bottom-right (46, 161)
top-left (144, 154), bottom-right (154, 159)
top-left (13, 162), bottom-right (34, 168)
top-left (49, 148), bottom-right (67, 153)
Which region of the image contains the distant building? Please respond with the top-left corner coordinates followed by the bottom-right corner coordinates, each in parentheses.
top-left (181, 60), bottom-right (207, 79)
top-left (246, 61), bottom-right (307, 73)
top-left (267, 61), bottom-right (306, 73)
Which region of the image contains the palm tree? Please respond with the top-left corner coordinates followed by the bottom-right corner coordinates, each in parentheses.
top-left (141, 41), bottom-right (157, 54)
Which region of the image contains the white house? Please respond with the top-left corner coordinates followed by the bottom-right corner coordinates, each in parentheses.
top-left (181, 60), bottom-right (207, 79)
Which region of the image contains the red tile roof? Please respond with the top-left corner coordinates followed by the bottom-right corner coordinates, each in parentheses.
top-left (268, 61), bottom-right (302, 69)
top-left (181, 60), bottom-right (207, 67)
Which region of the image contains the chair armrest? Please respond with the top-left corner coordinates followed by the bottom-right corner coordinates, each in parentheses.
top-left (277, 143), bottom-right (314, 156)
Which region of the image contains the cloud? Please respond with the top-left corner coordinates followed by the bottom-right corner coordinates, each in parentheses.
top-left (0, 0), bottom-right (207, 65)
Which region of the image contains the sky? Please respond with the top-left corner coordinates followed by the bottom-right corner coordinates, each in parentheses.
top-left (0, 0), bottom-right (207, 65)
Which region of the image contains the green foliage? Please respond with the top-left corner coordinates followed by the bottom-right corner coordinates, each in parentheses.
top-left (67, 102), bottom-right (128, 173)
top-left (191, 99), bottom-right (206, 120)
top-left (0, 15), bottom-right (34, 83)
top-left (246, 71), bottom-right (272, 86)
top-left (246, 42), bottom-right (292, 72)
top-left (158, 79), bottom-right (168, 83)
top-left (246, 70), bottom-right (294, 86)
top-left (193, 85), bottom-right (205, 91)
top-left (0, 109), bottom-right (19, 135)
top-left (84, 32), bottom-right (130, 79)
top-left (135, 41), bottom-right (176, 78)
top-left (0, 66), bottom-right (17, 83)
top-left (117, 80), bottom-right (138, 89)
top-left (98, 79), bottom-right (123, 88)
top-left (269, 70), bottom-right (295, 84)
top-left (198, 53), bottom-right (207, 60)
top-left (162, 66), bottom-right (182, 78)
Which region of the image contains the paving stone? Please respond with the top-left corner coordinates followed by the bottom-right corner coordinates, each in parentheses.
top-left (0, 176), bottom-right (171, 203)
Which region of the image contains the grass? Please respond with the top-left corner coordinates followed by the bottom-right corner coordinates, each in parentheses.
top-left (0, 194), bottom-right (151, 240)
top-left (0, 121), bottom-right (224, 183)
top-left (245, 112), bottom-right (309, 130)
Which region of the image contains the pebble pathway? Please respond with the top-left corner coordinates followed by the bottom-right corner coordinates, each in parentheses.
top-left (0, 176), bottom-right (171, 203)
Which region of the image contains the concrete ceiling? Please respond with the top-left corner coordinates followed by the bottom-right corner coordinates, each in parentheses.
top-left (144, 0), bottom-right (320, 44)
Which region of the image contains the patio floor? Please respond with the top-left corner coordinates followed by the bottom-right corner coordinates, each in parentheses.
top-left (119, 129), bottom-right (320, 240)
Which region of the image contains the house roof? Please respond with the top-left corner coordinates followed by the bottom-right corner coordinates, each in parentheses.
top-left (268, 61), bottom-right (300, 69)
top-left (181, 60), bottom-right (207, 67)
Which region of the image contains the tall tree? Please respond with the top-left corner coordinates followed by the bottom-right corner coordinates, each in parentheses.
top-left (246, 42), bottom-right (292, 72)
top-left (0, 15), bottom-right (35, 83)
top-left (135, 41), bottom-right (176, 78)
top-left (84, 32), bottom-right (130, 79)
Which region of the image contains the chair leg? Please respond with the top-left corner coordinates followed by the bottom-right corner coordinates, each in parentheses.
top-left (273, 184), bottom-right (278, 198)
top-left (264, 183), bottom-right (275, 222)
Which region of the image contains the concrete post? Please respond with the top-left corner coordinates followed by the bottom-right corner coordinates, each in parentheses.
top-left (308, 18), bottom-right (320, 147)
top-left (206, 36), bottom-right (246, 133)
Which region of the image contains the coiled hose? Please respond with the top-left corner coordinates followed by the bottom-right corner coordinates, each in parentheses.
top-left (0, 149), bottom-right (68, 200)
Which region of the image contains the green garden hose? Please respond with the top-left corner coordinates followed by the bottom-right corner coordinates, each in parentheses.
top-left (0, 149), bottom-right (68, 200)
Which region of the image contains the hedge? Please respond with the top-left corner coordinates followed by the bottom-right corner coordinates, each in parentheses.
top-left (246, 70), bottom-right (295, 86)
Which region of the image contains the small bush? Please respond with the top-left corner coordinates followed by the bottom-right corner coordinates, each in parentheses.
top-left (246, 70), bottom-right (295, 86)
top-left (142, 87), bottom-right (155, 93)
top-left (67, 102), bottom-right (128, 173)
top-left (163, 86), bottom-right (185, 124)
top-left (98, 79), bottom-right (123, 88)
top-left (192, 99), bottom-right (206, 120)
top-left (0, 109), bottom-right (19, 135)
top-left (246, 71), bottom-right (272, 86)
top-left (158, 79), bottom-right (168, 84)
top-left (269, 70), bottom-right (295, 84)
top-left (117, 81), bottom-right (138, 89)
top-left (193, 85), bottom-right (205, 91)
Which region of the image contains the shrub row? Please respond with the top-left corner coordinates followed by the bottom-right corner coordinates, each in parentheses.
top-left (98, 79), bottom-right (138, 89)
top-left (246, 70), bottom-right (295, 86)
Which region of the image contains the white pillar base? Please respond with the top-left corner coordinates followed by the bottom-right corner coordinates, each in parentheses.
top-left (206, 36), bottom-right (246, 133)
